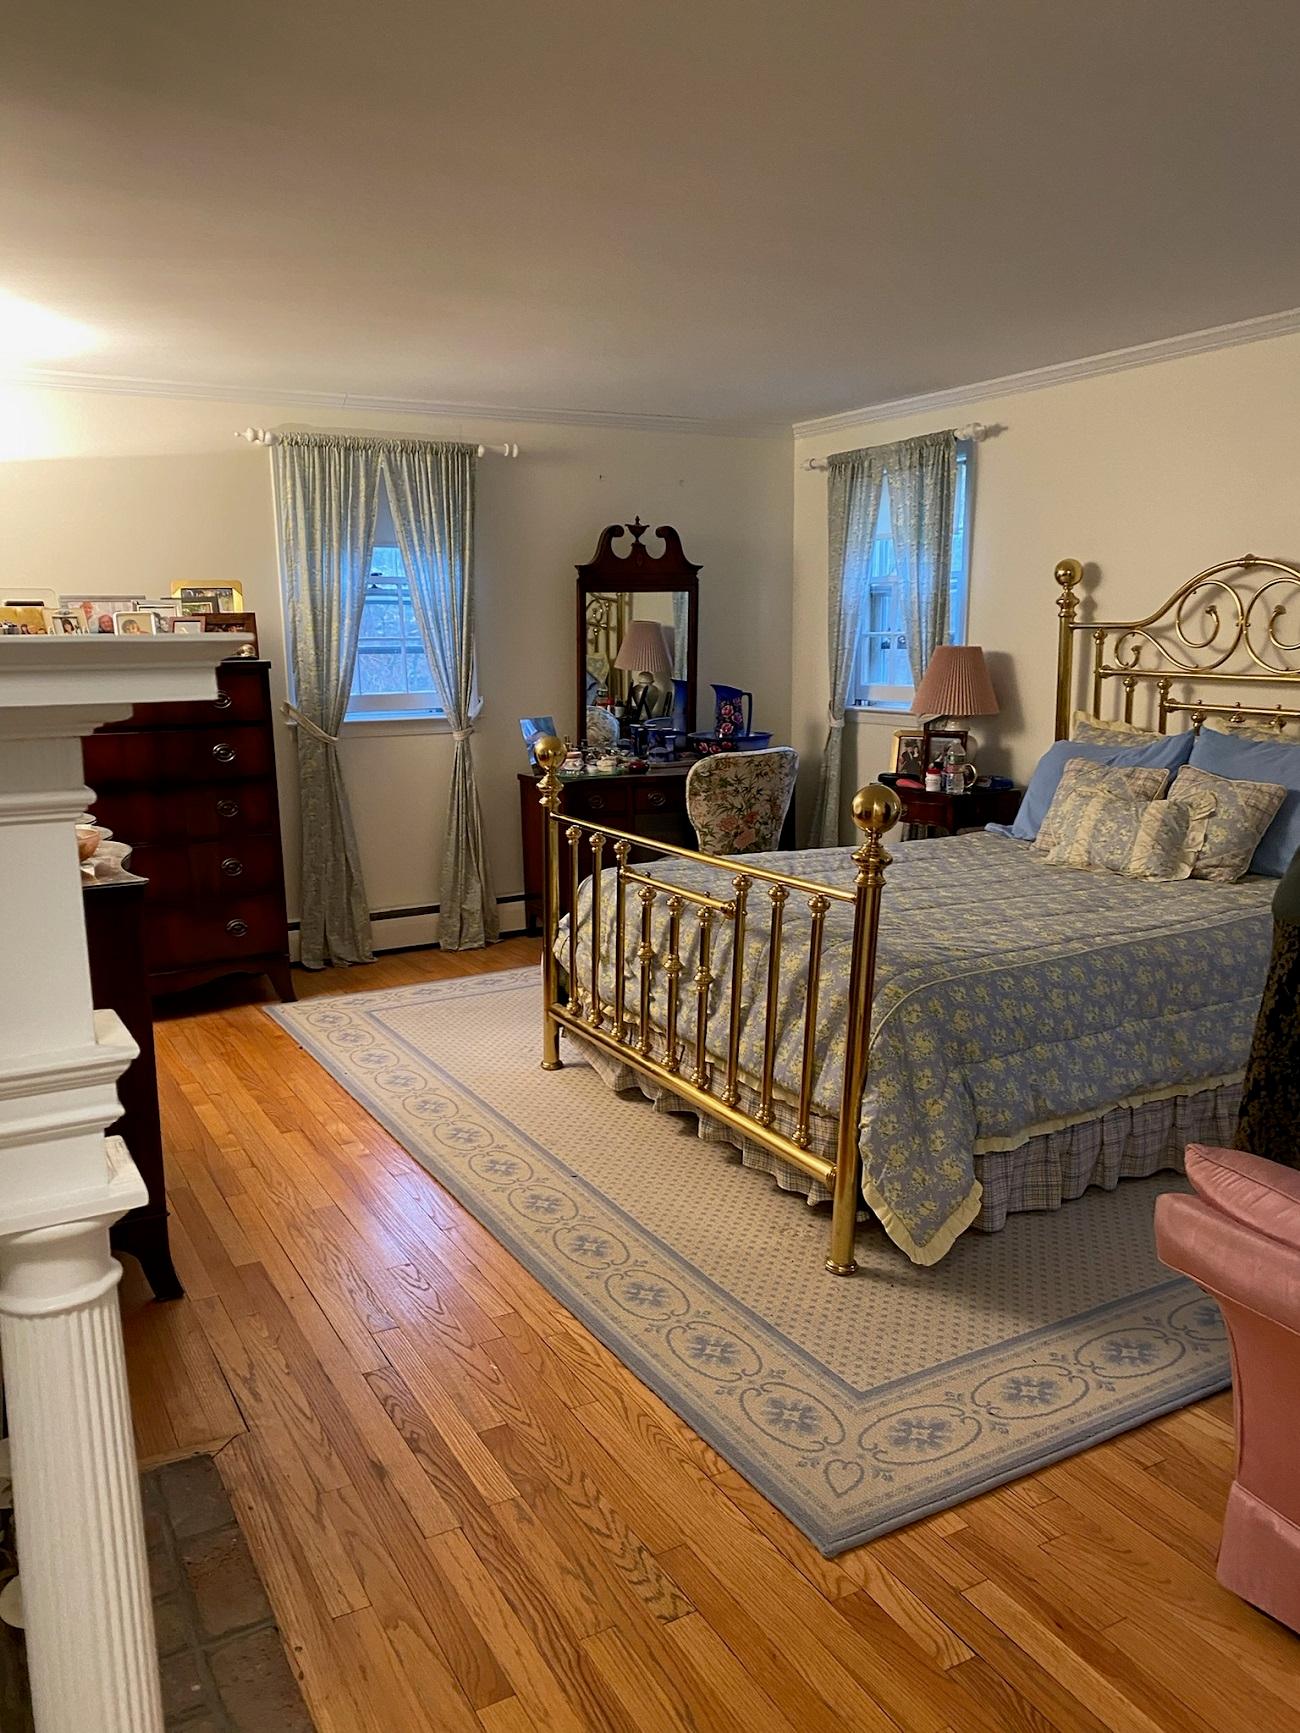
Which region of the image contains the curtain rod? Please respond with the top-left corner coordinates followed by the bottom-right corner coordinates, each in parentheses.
top-left (235, 427), bottom-right (520, 457)
top-left (801, 421), bottom-right (994, 472)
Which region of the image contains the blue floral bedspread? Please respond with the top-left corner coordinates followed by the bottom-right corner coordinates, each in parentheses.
top-left (562, 832), bottom-right (1274, 1263)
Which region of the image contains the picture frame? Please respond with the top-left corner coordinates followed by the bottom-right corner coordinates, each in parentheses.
top-left (891, 726), bottom-right (969, 776)
top-left (113, 610), bottom-right (163, 636)
top-left (49, 611), bottom-right (87, 635)
top-left (0, 605), bottom-right (51, 635)
top-left (201, 610), bottom-right (259, 656)
top-left (60, 596), bottom-right (142, 634)
top-left (520, 715), bottom-right (557, 764)
top-left (172, 582), bottom-right (245, 616)
top-left (170, 617), bottom-right (204, 637)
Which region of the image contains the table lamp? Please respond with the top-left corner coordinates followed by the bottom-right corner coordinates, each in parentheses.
top-left (615, 620), bottom-right (674, 721)
top-left (911, 645), bottom-right (999, 767)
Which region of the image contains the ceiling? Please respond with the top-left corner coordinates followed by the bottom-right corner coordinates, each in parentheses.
top-left (5, 0), bottom-right (1300, 429)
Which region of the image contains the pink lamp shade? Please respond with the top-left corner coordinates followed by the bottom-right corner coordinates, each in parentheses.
top-left (614, 619), bottom-right (673, 676)
top-left (911, 645), bottom-right (999, 719)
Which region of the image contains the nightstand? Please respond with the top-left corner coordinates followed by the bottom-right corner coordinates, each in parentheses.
top-left (885, 781), bottom-right (1023, 839)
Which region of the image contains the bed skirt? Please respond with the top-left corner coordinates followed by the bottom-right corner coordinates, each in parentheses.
top-left (570, 1032), bottom-right (1242, 1237)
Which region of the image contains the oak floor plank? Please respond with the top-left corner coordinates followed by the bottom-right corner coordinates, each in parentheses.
top-left (119, 941), bottom-right (1300, 1733)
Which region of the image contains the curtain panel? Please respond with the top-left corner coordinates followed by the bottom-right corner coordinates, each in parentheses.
top-left (274, 434), bottom-right (382, 968)
top-left (811, 448), bottom-right (886, 847)
top-left (884, 430), bottom-right (958, 687)
top-left (813, 429), bottom-right (958, 844)
top-left (381, 440), bottom-right (498, 950)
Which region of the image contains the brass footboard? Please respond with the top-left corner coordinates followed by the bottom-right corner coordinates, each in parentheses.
top-left (533, 736), bottom-right (901, 1275)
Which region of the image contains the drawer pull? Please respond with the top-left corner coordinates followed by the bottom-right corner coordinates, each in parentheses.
top-left (225, 918), bottom-right (249, 938)
top-left (216, 798), bottom-right (240, 819)
top-left (646, 791), bottom-right (666, 809)
top-left (221, 857), bottom-right (244, 878)
top-left (213, 692), bottom-right (233, 711)
top-left (212, 742), bottom-right (236, 763)
top-left (588, 793), bottom-right (606, 811)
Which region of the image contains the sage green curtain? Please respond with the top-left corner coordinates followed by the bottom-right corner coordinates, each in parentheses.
top-left (275, 434), bottom-right (382, 968)
top-left (811, 448), bottom-right (886, 846)
top-left (886, 430), bottom-right (958, 687)
top-left (381, 441), bottom-right (498, 950)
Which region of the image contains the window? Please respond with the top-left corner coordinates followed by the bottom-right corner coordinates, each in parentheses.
top-left (848, 446), bottom-right (971, 710)
top-left (347, 546), bottom-right (444, 718)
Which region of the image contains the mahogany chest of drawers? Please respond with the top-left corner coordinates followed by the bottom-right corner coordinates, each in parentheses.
top-left (82, 659), bottom-right (294, 1000)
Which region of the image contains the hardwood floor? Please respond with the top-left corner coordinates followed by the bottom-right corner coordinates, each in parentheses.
top-left (123, 940), bottom-right (1300, 1732)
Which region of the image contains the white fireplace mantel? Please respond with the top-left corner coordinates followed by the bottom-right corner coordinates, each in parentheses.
top-left (0, 634), bottom-right (243, 1733)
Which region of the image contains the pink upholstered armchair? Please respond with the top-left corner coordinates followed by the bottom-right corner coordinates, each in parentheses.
top-left (1155, 1144), bottom-right (1300, 1634)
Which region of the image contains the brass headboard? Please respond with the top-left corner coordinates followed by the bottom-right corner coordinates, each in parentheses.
top-left (1054, 554), bottom-right (1300, 741)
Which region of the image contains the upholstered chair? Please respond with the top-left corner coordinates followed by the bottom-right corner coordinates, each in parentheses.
top-left (685, 747), bottom-right (799, 855)
top-left (1154, 1144), bottom-right (1300, 1635)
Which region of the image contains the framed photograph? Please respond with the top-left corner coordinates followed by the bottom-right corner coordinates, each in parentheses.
top-left (60, 596), bottom-right (141, 634)
top-left (172, 582), bottom-right (245, 616)
top-left (50, 611), bottom-right (87, 635)
top-left (520, 715), bottom-right (557, 764)
top-left (891, 727), bottom-right (969, 776)
top-left (202, 610), bottom-right (259, 656)
top-left (113, 610), bottom-right (163, 636)
top-left (137, 598), bottom-right (182, 624)
top-left (0, 605), bottom-right (51, 635)
top-left (170, 617), bottom-right (204, 636)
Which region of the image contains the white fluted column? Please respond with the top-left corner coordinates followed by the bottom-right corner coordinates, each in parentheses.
top-left (0, 1183), bottom-right (161, 1730)
top-left (0, 635), bottom-right (242, 1733)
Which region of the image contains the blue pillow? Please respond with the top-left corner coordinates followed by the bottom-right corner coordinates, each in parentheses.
top-left (1187, 728), bottom-right (1300, 877)
top-left (989, 732), bottom-right (1197, 843)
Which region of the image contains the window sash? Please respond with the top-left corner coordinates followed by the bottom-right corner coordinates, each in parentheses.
top-left (848, 449), bottom-right (971, 710)
top-left (347, 552), bottom-right (445, 717)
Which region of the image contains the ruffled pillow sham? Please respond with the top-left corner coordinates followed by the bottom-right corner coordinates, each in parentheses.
top-left (1039, 785), bottom-right (1213, 880)
top-left (1168, 765), bottom-right (1287, 883)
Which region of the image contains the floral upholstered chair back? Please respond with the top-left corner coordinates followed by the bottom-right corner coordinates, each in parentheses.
top-left (685, 748), bottom-right (799, 855)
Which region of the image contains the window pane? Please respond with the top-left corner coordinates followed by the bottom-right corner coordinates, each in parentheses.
top-left (354, 649), bottom-right (404, 696)
top-left (404, 647), bottom-right (436, 693)
top-left (360, 598), bottom-right (401, 639)
top-left (369, 545), bottom-right (404, 578)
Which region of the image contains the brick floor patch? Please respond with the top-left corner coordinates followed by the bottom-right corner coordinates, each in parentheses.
top-left (0, 1454), bottom-right (313, 1732)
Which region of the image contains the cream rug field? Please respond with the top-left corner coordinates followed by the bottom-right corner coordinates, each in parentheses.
top-left (268, 968), bottom-right (1229, 1556)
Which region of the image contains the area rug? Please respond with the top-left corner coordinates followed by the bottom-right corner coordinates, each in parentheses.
top-left (268, 969), bottom-right (1229, 1556)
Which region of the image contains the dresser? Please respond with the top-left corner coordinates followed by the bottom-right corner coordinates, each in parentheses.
top-left (517, 761), bottom-right (796, 932)
top-left (82, 659), bottom-right (294, 999)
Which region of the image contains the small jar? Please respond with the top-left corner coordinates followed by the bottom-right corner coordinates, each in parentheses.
top-left (924, 766), bottom-right (942, 793)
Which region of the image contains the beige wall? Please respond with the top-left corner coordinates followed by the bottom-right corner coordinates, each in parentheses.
top-left (793, 332), bottom-right (1300, 841)
top-left (0, 385), bottom-right (792, 946)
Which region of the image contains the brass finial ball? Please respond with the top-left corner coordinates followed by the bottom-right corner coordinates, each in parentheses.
top-left (852, 782), bottom-right (902, 835)
top-left (1055, 558), bottom-right (1083, 588)
top-left (533, 733), bottom-right (567, 774)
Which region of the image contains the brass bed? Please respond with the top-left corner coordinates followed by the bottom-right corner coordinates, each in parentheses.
top-left (535, 555), bottom-right (1300, 1276)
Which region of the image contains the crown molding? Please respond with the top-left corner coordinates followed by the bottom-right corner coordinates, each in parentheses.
top-left (791, 304), bottom-right (1300, 441)
top-left (2, 366), bottom-right (788, 438)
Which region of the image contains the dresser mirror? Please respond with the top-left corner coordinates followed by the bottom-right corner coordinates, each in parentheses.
top-left (575, 518), bottom-right (700, 743)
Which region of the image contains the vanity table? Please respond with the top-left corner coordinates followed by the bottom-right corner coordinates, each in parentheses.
top-left (519, 519), bottom-right (795, 929)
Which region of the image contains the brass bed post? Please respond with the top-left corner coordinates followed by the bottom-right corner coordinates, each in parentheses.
top-left (826, 782), bottom-right (901, 1276)
top-left (535, 735), bottom-right (567, 1071)
top-left (1054, 558), bottom-right (1083, 740)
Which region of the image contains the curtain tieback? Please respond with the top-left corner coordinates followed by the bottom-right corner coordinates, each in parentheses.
top-left (826, 712), bottom-right (845, 730)
top-left (451, 725), bottom-right (474, 743)
top-left (282, 701), bottom-right (340, 746)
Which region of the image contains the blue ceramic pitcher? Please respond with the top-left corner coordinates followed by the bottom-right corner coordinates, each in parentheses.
top-left (712, 683), bottom-right (753, 740)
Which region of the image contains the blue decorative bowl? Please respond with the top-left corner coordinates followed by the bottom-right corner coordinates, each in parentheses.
top-left (687, 730), bottom-right (774, 757)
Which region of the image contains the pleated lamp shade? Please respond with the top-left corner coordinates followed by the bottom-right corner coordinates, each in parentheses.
top-left (911, 645), bottom-right (999, 719)
top-left (614, 619), bottom-right (673, 676)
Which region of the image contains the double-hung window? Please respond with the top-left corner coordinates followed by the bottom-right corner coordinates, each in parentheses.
top-left (848, 445), bottom-right (971, 710)
top-left (347, 545), bottom-right (445, 719)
